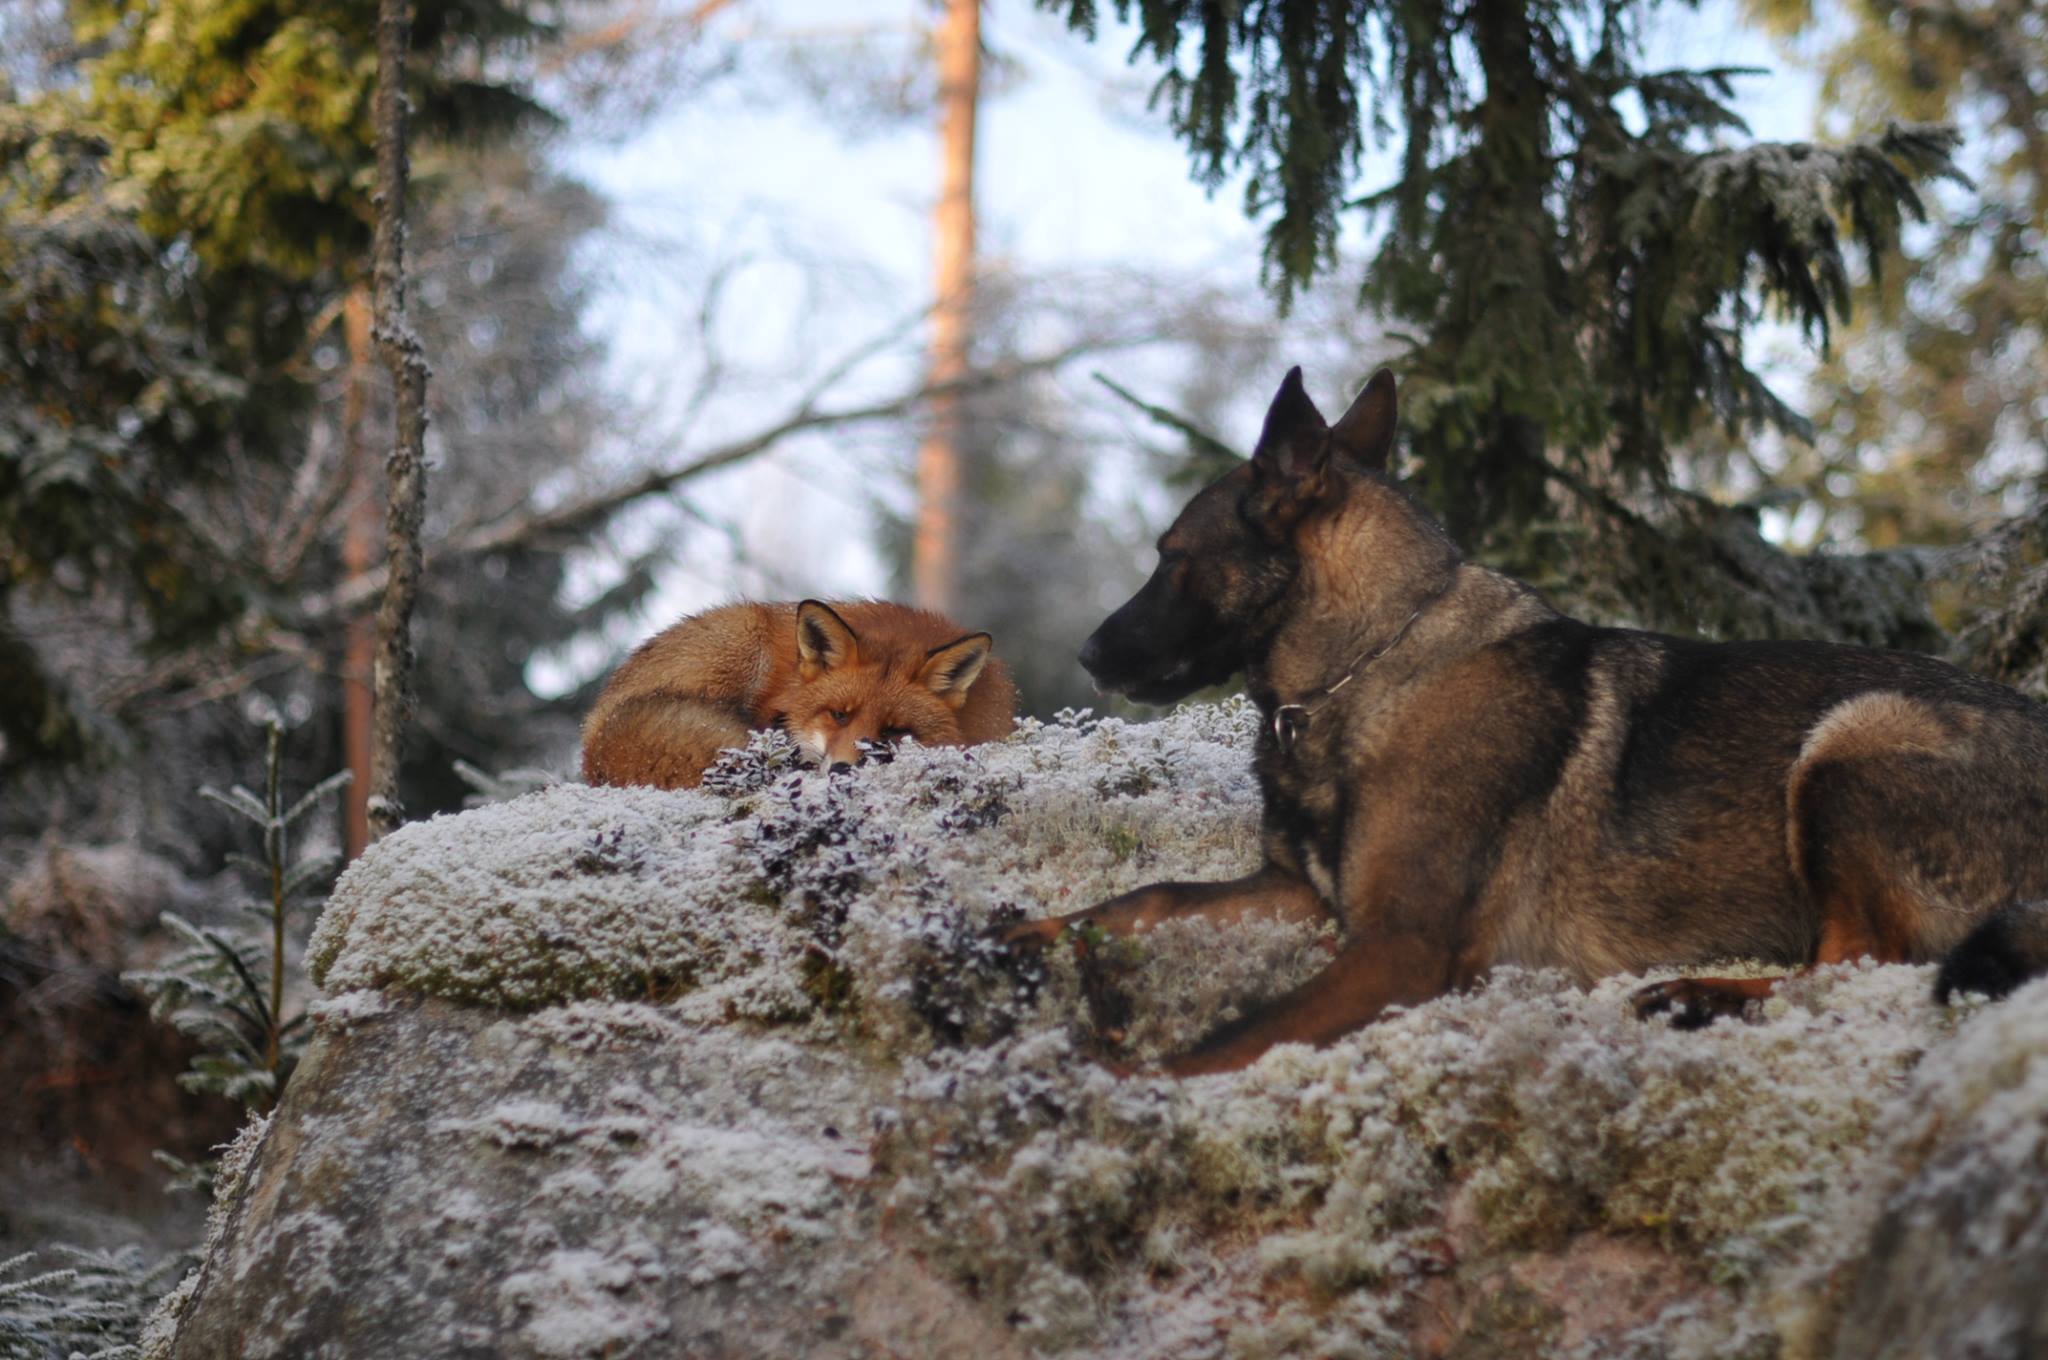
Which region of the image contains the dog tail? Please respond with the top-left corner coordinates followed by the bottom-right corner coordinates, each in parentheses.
top-left (1935, 900), bottom-right (2048, 1004)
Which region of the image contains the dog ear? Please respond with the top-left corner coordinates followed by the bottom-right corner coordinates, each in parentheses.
top-left (918, 633), bottom-right (991, 708)
top-left (1331, 369), bottom-right (1397, 472)
top-left (1246, 367), bottom-right (1335, 535)
top-left (795, 601), bottom-right (860, 678)
top-left (1250, 366), bottom-right (1331, 484)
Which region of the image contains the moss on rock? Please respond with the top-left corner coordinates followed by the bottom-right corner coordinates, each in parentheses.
top-left (171, 701), bottom-right (2048, 1359)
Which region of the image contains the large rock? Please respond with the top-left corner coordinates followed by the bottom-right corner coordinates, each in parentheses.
top-left (1828, 994), bottom-right (2048, 1360)
top-left (157, 995), bottom-right (1021, 1360)
top-left (142, 705), bottom-right (2048, 1359)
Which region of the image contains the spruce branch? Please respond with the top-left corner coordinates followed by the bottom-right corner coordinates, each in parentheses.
top-left (0, 1246), bottom-right (186, 1359)
top-left (1090, 371), bottom-right (1243, 486)
top-left (125, 720), bottom-right (350, 1116)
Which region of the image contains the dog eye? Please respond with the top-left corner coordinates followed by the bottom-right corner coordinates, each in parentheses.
top-left (829, 709), bottom-right (850, 723)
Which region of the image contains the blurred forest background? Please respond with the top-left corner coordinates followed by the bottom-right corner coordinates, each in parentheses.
top-left (1, 0), bottom-right (2044, 1320)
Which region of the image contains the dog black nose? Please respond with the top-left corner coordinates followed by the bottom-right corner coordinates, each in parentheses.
top-left (1078, 632), bottom-right (1104, 675)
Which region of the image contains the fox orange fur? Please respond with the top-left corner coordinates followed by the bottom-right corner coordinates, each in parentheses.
top-left (582, 600), bottom-right (1018, 790)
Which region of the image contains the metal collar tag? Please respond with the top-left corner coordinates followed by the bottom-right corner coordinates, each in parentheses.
top-left (1267, 575), bottom-right (1452, 759)
top-left (1272, 704), bottom-right (1310, 754)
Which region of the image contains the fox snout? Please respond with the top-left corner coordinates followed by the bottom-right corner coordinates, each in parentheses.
top-left (796, 728), bottom-right (874, 773)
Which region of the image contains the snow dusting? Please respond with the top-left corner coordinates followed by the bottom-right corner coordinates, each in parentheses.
top-left (151, 702), bottom-right (2048, 1358)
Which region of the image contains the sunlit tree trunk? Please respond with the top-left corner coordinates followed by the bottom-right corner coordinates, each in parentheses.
top-left (340, 284), bottom-right (375, 861)
top-left (369, 0), bottom-right (430, 842)
top-left (913, 0), bottom-right (979, 616)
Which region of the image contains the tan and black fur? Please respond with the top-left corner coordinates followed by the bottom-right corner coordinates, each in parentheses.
top-left (583, 600), bottom-right (1016, 789)
top-left (1014, 367), bottom-right (2048, 1076)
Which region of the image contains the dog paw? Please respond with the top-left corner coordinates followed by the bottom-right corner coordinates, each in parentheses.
top-left (1630, 978), bottom-right (1757, 1030)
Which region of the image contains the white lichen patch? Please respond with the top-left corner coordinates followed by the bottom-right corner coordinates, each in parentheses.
top-left (309, 705), bottom-right (1264, 1025)
top-left (140, 1111), bottom-right (272, 1359)
top-left (167, 702), bottom-right (2048, 1360)
top-left (499, 1240), bottom-right (670, 1359)
top-left (307, 988), bottom-right (393, 1028)
top-left (876, 964), bottom-right (2041, 1359)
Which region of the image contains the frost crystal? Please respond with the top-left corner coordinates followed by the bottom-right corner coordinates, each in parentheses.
top-left (158, 702), bottom-right (2048, 1358)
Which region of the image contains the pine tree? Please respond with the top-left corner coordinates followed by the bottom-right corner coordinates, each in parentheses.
top-left (126, 720), bottom-right (349, 1117)
top-left (1741, 0), bottom-right (2048, 693)
top-left (915, 0), bottom-right (984, 617)
top-left (1744, 0), bottom-right (2046, 548)
top-left (0, 0), bottom-right (562, 772)
top-left (0, 110), bottom-right (283, 768)
top-left (1042, 0), bottom-right (1959, 642)
top-left (69, 0), bottom-right (554, 282)
top-left (0, 140), bottom-right (640, 878)
top-left (0, 1245), bottom-right (185, 1360)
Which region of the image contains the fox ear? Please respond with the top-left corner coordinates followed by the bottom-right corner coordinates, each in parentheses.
top-left (1331, 369), bottom-right (1397, 472)
top-left (918, 633), bottom-right (991, 708)
top-left (1250, 366), bottom-right (1331, 485)
top-left (795, 601), bottom-right (859, 678)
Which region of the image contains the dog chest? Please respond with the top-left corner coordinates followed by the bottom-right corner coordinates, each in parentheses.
top-left (1255, 730), bottom-right (1349, 906)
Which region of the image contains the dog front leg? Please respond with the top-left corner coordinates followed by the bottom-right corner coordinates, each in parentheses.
top-left (1162, 931), bottom-right (1459, 1077)
top-left (1001, 862), bottom-right (1329, 948)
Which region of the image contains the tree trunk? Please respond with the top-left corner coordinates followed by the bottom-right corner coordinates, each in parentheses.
top-left (340, 285), bottom-right (375, 861)
top-left (913, 0), bottom-right (980, 616)
top-left (368, 0), bottom-right (429, 842)
top-left (1447, 0), bottom-right (1556, 546)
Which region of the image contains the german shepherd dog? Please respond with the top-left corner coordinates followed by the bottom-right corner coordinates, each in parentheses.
top-left (1010, 368), bottom-right (2048, 1077)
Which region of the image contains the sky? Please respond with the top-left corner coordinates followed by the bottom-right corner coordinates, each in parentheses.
top-left (543, 0), bottom-right (1819, 686)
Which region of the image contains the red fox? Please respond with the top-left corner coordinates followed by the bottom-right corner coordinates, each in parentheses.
top-left (582, 600), bottom-right (1018, 790)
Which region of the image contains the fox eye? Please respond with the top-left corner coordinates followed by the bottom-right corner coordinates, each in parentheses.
top-left (829, 709), bottom-right (850, 724)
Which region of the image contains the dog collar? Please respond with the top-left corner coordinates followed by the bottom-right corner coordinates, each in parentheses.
top-left (1270, 578), bottom-right (1451, 755)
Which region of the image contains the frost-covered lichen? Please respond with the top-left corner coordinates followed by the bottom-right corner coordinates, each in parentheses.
top-left (310, 705), bottom-right (1267, 1038)
top-left (177, 701), bottom-right (2048, 1360)
top-left (139, 1110), bottom-right (271, 1360)
top-left (871, 961), bottom-right (1992, 1357)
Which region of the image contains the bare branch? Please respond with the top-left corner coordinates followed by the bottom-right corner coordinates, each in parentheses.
top-left (296, 337), bottom-right (1133, 625)
top-left (786, 301), bottom-right (933, 422)
top-left (102, 635), bottom-right (319, 716)
top-left (1091, 371), bottom-right (1242, 466)
top-left (672, 251), bottom-right (752, 441)
top-left (543, 0), bottom-right (739, 70)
